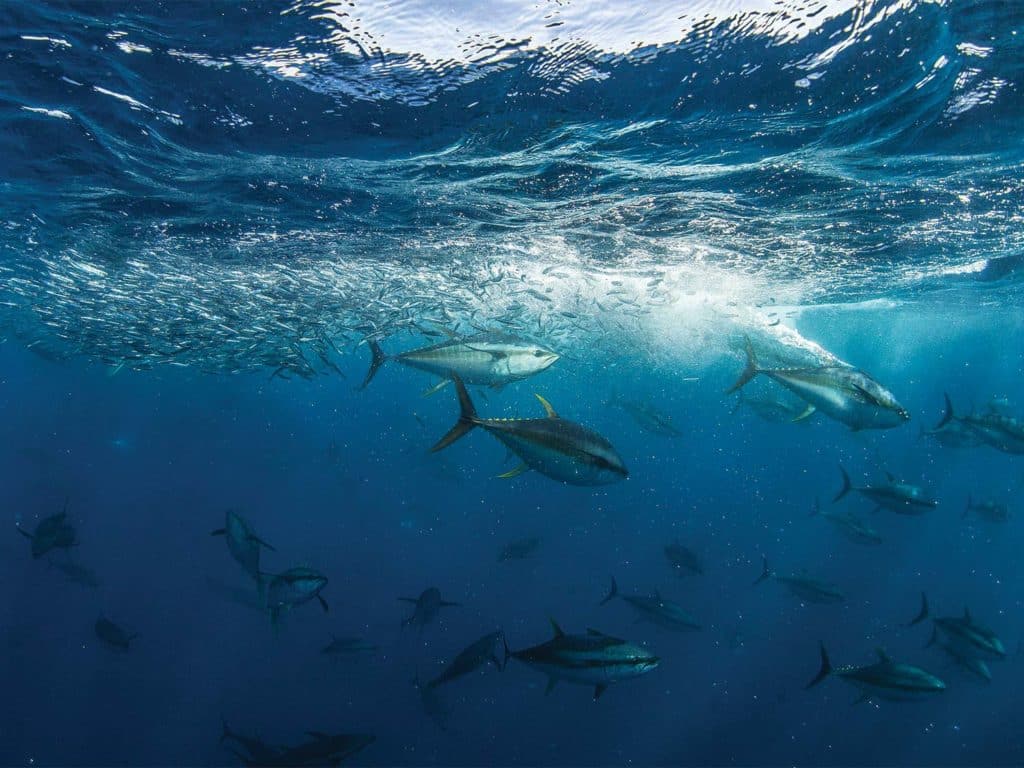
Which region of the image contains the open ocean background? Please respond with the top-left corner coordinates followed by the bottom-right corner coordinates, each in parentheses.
top-left (2, 1), bottom-right (1023, 765)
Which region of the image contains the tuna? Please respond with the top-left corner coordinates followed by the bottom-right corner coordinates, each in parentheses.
top-left (426, 631), bottom-right (507, 689)
top-left (806, 643), bottom-right (946, 703)
top-left (754, 557), bottom-right (846, 604)
top-left (431, 375), bottom-right (628, 486)
top-left (833, 466), bottom-right (937, 514)
top-left (938, 394), bottom-right (1024, 454)
top-left (600, 577), bottom-right (701, 632)
top-left (810, 498), bottom-right (883, 545)
top-left (259, 567), bottom-right (329, 627)
top-left (211, 510), bottom-right (275, 582)
top-left (909, 593), bottom-right (1006, 662)
top-left (728, 337), bottom-right (909, 431)
top-left (664, 540), bottom-right (704, 576)
top-left (95, 616), bottom-right (137, 651)
top-left (399, 587), bottom-right (460, 629)
top-left (360, 332), bottom-right (558, 390)
top-left (510, 619), bottom-right (659, 700)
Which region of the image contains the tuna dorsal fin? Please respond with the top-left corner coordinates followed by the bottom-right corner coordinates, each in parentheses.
top-left (876, 648), bottom-right (891, 663)
top-left (884, 471), bottom-right (896, 483)
top-left (549, 617), bottom-right (565, 638)
top-left (594, 684), bottom-right (608, 700)
top-left (534, 394), bottom-right (558, 419)
top-left (586, 628), bottom-right (604, 636)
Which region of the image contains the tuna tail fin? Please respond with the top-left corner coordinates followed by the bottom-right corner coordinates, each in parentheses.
top-left (937, 393), bottom-right (955, 428)
top-left (805, 641), bottom-right (832, 689)
top-left (599, 576), bottom-right (619, 606)
top-left (833, 466), bottom-right (852, 503)
top-left (430, 375), bottom-right (478, 452)
top-left (753, 556), bottom-right (771, 586)
top-left (726, 336), bottom-right (760, 394)
top-left (908, 591), bottom-right (929, 626)
top-left (357, 340), bottom-right (387, 391)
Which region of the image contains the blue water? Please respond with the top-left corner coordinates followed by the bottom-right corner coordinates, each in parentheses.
top-left (2, 0), bottom-right (1024, 765)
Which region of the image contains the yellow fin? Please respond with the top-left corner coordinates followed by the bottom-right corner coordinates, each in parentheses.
top-left (421, 379), bottom-right (450, 398)
top-left (497, 463), bottom-right (528, 479)
top-left (792, 404), bottom-right (816, 422)
top-left (534, 394), bottom-right (558, 419)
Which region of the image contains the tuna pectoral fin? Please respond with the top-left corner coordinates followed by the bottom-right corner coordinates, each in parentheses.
top-left (544, 677), bottom-right (558, 696)
top-left (599, 576), bottom-right (619, 606)
top-left (317, 594), bottom-right (329, 613)
top-left (251, 535), bottom-right (276, 552)
top-left (726, 335), bottom-right (760, 394)
top-left (421, 379), bottom-right (450, 398)
top-left (16, 527), bottom-right (33, 540)
top-left (594, 684), bottom-right (608, 700)
top-left (430, 375), bottom-right (478, 453)
top-left (805, 642), bottom-right (832, 689)
top-left (833, 466), bottom-right (852, 503)
top-left (497, 463), bottom-right (528, 479)
top-left (908, 591), bottom-right (929, 626)
top-left (210, 528), bottom-right (226, 536)
top-left (792, 404), bottom-right (816, 422)
top-left (357, 340), bottom-right (387, 391)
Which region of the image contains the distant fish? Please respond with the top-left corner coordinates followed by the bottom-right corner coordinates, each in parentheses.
top-left (95, 616), bottom-right (137, 651)
top-left (908, 593), bottom-right (1006, 662)
top-left (509, 619), bottom-right (659, 700)
top-left (359, 332), bottom-right (558, 391)
top-left (810, 498), bottom-right (882, 546)
top-left (664, 539), bottom-right (703, 576)
top-left (754, 557), bottom-right (845, 604)
top-left (259, 567), bottom-right (329, 627)
top-left (607, 392), bottom-right (682, 437)
top-left (431, 375), bottom-right (628, 486)
top-left (498, 536), bottom-right (541, 562)
top-left (833, 466), bottom-right (937, 514)
top-left (17, 501), bottom-right (76, 559)
top-left (211, 510), bottom-right (275, 582)
top-left (50, 559), bottom-right (100, 588)
top-left (730, 390), bottom-right (815, 424)
top-left (321, 635), bottom-right (378, 656)
top-left (600, 577), bottom-right (701, 632)
top-left (399, 587), bottom-right (460, 629)
top-left (806, 643), bottom-right (945, 703)
top-left (728, 336), bottom-right (909, 431)
top-left (938, 394), bottom-right (1024, 454)
top-left (426, 631), bottom-right (506, 689)
top-left (963, 494), bottom-right (1009, 523)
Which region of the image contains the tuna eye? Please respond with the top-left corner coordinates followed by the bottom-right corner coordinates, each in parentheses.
top-left (533, 350), bottom-right (544, 357)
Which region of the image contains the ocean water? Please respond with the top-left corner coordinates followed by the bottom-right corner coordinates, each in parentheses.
top-left (2, 0), bottom-right (1024, 765)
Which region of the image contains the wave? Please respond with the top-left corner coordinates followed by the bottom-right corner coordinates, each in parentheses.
top-left (0, 0), bottom-right (1022, 373)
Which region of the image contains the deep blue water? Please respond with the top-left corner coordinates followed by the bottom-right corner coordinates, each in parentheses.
top-left (2, 1), bottom-right (1024, 765)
